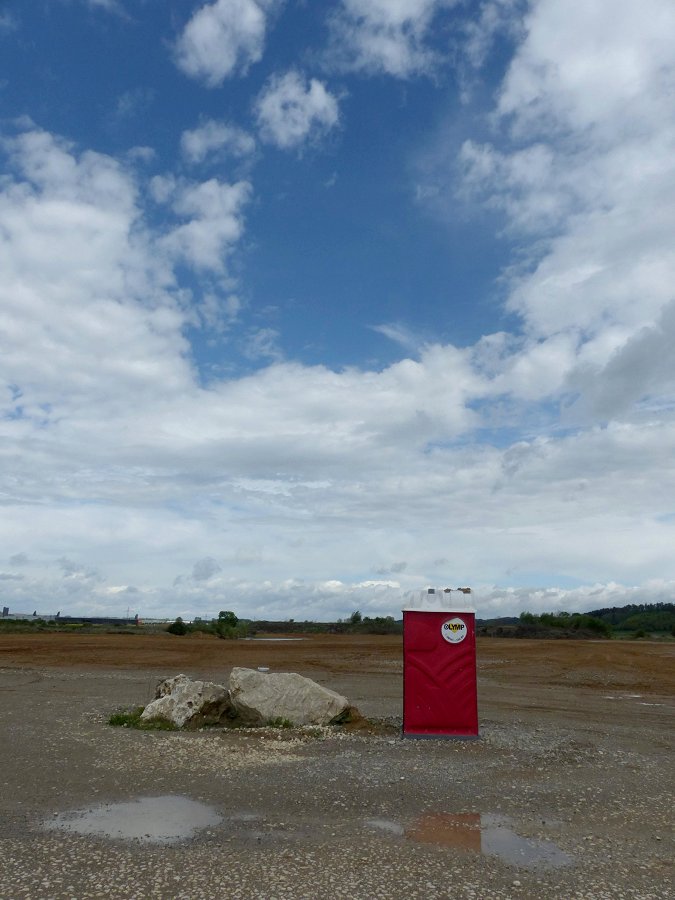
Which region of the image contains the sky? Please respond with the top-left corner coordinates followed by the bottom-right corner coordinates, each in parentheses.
top-left (1, 0), bottom-right (675, 622)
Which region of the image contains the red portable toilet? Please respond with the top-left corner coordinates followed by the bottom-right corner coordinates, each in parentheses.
top-left (403, 588), bottom-right (479, 738)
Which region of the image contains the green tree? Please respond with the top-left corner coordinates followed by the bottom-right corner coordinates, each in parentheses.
top-left (167, 617), bottom-right (188, 636)
top-left (213, 610), bottom-right (247, 640)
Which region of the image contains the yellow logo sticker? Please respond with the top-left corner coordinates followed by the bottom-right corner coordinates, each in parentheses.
top-left (441, 617), bottom-right (467, 644)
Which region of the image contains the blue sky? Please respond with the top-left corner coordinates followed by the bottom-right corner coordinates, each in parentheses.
top-left (1, 0), bottom-right (675, 621)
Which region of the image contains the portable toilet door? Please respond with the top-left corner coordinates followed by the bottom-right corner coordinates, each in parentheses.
top-left (403, 592), bottom-right (479, 738)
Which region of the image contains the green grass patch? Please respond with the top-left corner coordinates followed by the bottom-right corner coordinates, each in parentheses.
top-left (108, 707), bottom-right (178, 731)
top-left (265, 717), bottom-right (294, 728)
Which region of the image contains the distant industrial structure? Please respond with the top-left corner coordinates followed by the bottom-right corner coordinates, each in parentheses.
top-left (1, 607), bottom-right (142, 626)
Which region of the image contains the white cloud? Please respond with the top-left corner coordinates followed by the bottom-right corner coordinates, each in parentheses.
top-left (161, 177), bottom-right (252, 272)
top-left (174, 0), bottom-right (279, 87)
top-left (0, 122), bottom-right (491, 619)
top-left (255, 71), bottom-right (339, 150)
top-left (461, 0), bottom-right (525, 70)
top-left (568, 301), bottom-right (675, 421)
top-left (181, 119), bottom-right (256, 164)
top-left (498, 3), bottom-right (675, 431)
top-left (0, 124), bottom-right (488, 622)
top-left (371, 322), bottom-right (424, 354)
top-left (0, 127), bottom-right (190, 415)
top-left (148, 173), bottom-right (176, 203)
top-left (242, 327), bottom-right (283, 362)
top-left (420, 0), bottom-right (675, 425)
top-left (477, 580), bottom-right (675, 619)
top-left (497, 0), bottom-right (675, 135)
top-left (327, 0), bottom-right (457, 77)
top-left (196, 291), bottom-right (242, 334)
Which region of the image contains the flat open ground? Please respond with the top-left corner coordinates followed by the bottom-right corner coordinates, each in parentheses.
top-left (0, 633), bottom-right (673, 899)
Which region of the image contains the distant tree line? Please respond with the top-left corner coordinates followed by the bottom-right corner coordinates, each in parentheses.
top-left (246, 611), bottom-right (402, 635)
top-left (332, 610), bottom-right (402, 635)
top-left (166, 609), bottom-right (402, 637)
top-left (585, 602), bottom-right (675, 633)
top-left (166, 603), bottom-right (675, 640)
top-left (518, 610), bottom-right (612, 637)
top-left (514, 603), bottom-right (675, 638)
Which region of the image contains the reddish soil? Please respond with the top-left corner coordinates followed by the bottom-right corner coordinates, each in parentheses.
top-left (0, 631), bottom-right (402, 674)
top-left (1, 631), bottom-right (672, 696)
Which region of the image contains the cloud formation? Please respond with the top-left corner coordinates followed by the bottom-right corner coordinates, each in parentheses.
top-left (160, 177), bottom-right (252, 272)
top-left (181, 120), bottom-right (256, 164)
top-left (327, 0), bottom-right (456, 77)
top-left (1, 3), bottom-right (674, 622)
top-left (430, 0), bottom-right (675, 429)
top-left (255, 71), bottom-right (340, 150)
top-left (175, 0), bottom-right (279, 86)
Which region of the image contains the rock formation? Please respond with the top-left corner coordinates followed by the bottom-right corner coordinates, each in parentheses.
top-left (139, 669), bottom-right (355, 729)
top-left (228, 667), bottom-right (351, 726)
top-left (140, 673), bottom-right (232, 729)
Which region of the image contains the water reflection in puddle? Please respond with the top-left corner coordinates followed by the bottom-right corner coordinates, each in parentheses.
top-left (366, 813), bottom-right (572, 870)
top-left (45, 795), bottom-right (222, 844)
top-left (365, 818), bottom-right (405, 836)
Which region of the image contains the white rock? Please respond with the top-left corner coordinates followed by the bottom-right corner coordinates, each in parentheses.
top-left (141, 674), bottom-right (231, 729)
top-left (153, 673), bottom-right (192, 699)
top-left (229, 667), bottom-right (352, 726)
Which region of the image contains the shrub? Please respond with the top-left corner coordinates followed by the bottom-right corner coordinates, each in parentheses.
top-left (212, 615), bottom-right (249, 640)
top-left (167, 617), bottom-right (188, 636)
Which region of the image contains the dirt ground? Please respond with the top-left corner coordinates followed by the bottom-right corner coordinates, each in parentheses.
top-left (0, 633), bottom-right (673, 899)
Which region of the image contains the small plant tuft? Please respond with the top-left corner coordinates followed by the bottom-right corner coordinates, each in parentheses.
top-left (266, 717), bottom-right (294, 729)
top-left (108, 707), bottom-right (144, 727)
top-left (108, 707), bottom-right (178, 731)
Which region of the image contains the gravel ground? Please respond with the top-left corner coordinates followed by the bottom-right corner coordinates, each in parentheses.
top-left (0, 638), bottom-right (673, 899)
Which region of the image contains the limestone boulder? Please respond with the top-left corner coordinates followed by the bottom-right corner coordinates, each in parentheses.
top-left (229, 667), bottom-right (352, 726)
top-left (153, 673), bottom-right (191, 699)
top-left (141, 673), bottom-right (232, 729)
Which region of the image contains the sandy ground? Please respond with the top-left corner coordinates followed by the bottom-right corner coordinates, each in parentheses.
top-left (0, 633), bottom-right (673, 899)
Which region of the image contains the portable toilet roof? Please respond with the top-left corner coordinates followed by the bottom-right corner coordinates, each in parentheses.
top-left (402, 587), bottom-right (476, 613)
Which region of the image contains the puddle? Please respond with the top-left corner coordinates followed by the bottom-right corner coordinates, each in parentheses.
top-left (244, 637), bottom-right (307, 642)
top-left (365, 818), bottom-right (405, 836)
top-left (603, 693), bottom-right (643, 701)
top-left (366, 813), bottom-right (572, 870)
top-left (45, 795), bottom-right (222, 844)
top-left (407, 813), bottom-right (483, 853)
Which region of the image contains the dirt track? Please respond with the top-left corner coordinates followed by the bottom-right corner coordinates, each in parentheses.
top-left (1, 634), bottom-right (673, 899)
